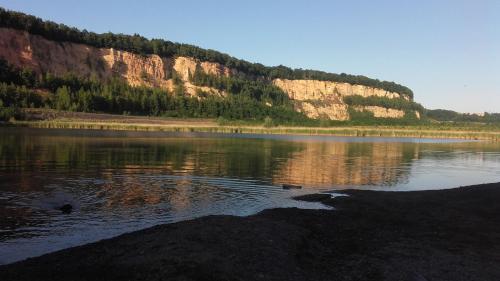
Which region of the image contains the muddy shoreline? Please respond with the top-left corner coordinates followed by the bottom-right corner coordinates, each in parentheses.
top-left (1, 182), bottom-right (499, 281)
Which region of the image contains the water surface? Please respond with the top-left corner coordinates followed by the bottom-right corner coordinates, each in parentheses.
top-left (1, 128), bottom-right (499, 264)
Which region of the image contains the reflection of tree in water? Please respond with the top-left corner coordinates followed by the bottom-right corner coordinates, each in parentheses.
top-left (415, 142), bottom-right (500, 162)
top-left (0, 131), bottom-right (304, 178)
top-left (87, 138), bottom-right (305, 211)
top-left (0, 130), bottom-right (305, 236)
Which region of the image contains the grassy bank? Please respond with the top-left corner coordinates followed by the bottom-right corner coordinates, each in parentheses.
top-left (6, 120), bottom-right (500, 141)
top-left (2, 109), bottom-right (500, 141)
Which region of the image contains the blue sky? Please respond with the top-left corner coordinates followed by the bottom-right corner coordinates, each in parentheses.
top-left (1, 0), bottom-right (498, 112)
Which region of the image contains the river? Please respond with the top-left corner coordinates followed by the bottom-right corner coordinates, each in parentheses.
top-left (1, 127), bottom-right (499, 264)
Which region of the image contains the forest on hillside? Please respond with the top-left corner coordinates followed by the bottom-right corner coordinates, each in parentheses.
top-left (0, 58), bottom-right (311, 123)
top-left (426, 109), bottom-right (500, 123)
top-left (2, 56), bottom-right (499, 126)
top-left (0, 57), bottom-right (426, 125)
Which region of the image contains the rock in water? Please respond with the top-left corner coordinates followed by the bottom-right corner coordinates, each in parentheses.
top-left (58, 204), bottom-right (73, 214)
top-left (282, 184), bottom-right (302, 190)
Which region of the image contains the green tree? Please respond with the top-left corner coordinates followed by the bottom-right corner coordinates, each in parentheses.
top-left (55, 86), bottom-right (72, 110)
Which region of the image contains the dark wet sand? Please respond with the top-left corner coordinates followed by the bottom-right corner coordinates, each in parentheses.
top-left (1, 182), bottom-right (499, 281)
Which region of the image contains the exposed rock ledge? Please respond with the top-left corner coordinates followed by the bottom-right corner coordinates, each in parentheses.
top-left (273, 79), bottom-right (410, 120)
top-left (354, 105), bottom-right (406, 118)
top-left (273, 78), bottom-right (407, 101)
top-left (0, 27), bottom-right (226, 98)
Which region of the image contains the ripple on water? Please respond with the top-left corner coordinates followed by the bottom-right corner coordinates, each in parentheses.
top-left (1, 129), bottom-right (499, 264)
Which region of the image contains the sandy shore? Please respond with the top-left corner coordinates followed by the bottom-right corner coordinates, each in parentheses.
top-left (1, 182), bottom-right (500, 281)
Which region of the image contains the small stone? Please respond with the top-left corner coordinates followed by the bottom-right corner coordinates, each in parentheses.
top-left (282, 184), bottom-right (302, 190)
top-left (58, 204), bottom-right (73, 214)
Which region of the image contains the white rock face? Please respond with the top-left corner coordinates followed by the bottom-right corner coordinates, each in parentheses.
top-left (353, 106), bottom-right (406, 118)
top-left (0, 28), bottom-right (226, 98)
top-left (273, 79), bottom-right (410, 120)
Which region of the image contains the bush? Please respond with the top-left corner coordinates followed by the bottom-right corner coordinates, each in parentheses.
top-left (0, 106), bottom-right (23, 121)
top-left (344, 95), bottom-right (424, 113)
top-left (216, 116), bottom-right (229, 126)
top-left (263, 116), bottom-right (275, 128)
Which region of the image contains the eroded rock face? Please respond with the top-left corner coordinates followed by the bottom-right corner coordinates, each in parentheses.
top-left (104, 49), bottom-right (173, 89)
top-left (273, 78), bottom-right (406, 101)
top-left (273, 79), bottom-right (351, 120)
top-left (273, 78), bottom-right (411, 120)
top-left (0, 27), bottom-right (414, 120)
top-left (0, 28), bottom-right (167, 87)
top-left (172, 56), bottom-right (237, 81)
top-left (295, 101), bottom-right (350, 121)
top-left (172, 56), bottom-right (227, 97)
top-left (0, 27), bottom-right (224, 97)
top-left (353, 106), bottom-right (406, 118)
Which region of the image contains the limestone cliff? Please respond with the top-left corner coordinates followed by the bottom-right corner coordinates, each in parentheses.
top-left (272, 79), bottom-right (412, 120)
top-left (353, 106), bottom-right (405, 118)
top-left (0, 27), bottom-right (225, 97)
top-left (273, 79), bottom-right (406, 101)
top-left (172, 56), bottom-right (230, 98)
top-left (0, 26), bottom-right (415, 120)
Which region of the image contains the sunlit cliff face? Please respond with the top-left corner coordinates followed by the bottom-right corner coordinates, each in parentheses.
top-left (272, 79), bottom-right (409, 120)
top-left (0, 27), bottom-right (413, 120)
top-left (0, 27), bottom-right (227, 98)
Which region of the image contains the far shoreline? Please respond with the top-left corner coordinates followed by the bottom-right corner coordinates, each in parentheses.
top-left (1, 109), bottom-right (499, 142)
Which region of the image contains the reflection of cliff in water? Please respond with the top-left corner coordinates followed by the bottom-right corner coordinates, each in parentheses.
top-left (273, 141), bottom-right (419, 188)
top-left (2, 128), bottom-right (500, 244)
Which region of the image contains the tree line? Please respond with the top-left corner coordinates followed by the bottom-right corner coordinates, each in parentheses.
top-left (0, 57), bottom-right (429, 125)
top-left (426, 109), bottom-right (500, 123)
top-left (343, 95), bottom-right (424, 113)
top-left (189, 66), bottom-right (290, 106)
top-left (0, 7), bottom-right (413, 99)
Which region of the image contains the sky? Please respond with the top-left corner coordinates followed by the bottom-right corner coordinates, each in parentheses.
top-left (1, 0), bottom-right (499, 113)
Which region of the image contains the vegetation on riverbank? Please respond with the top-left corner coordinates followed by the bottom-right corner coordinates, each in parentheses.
top-left (343, 95), bottom-right (424, 113)
top-left (0, 58), bottom-right (311, 123)
top-left (0, 64), bottom-right (413, 126)
top-left (2, 56), bottom-right (497, 128)
top-left (3, 109), bottom-right (499, 141)
top-left (426, 109), bottom-right (500, 123)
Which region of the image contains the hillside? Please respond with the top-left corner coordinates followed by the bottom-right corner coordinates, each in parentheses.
top-left (0, 7), bottom-right (424, 123)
